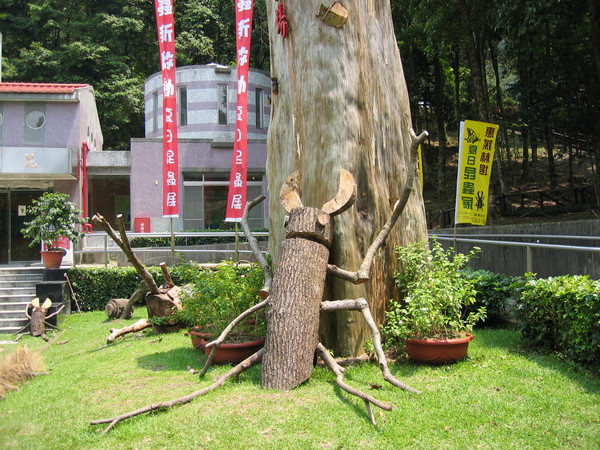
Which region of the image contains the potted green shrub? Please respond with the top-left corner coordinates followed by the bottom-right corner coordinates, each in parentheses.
top-left (175, 261), bottom-right (266, 363)
top-left (21, 192), bottom-right (88, 268)
top-left (382, 240), bottom-right (487, 364)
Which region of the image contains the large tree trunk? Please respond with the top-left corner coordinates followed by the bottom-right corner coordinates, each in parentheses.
top-left (457, 0), bottom-right (489, 121)
top-left (265, 0), bottom-right (428, 356)
top-left (261, 209), bottom-right (330, 390)
top-left (433, 46), bottom-right (447, 194)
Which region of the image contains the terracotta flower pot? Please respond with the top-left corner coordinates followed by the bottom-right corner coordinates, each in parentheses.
top-left (189, 329), bottom-right (213, 351)
top-left (405, 332), bottom-right (474, 364)
top-left (196, 335), bottom-right (265, 364)
top-left (40, 250), bottom-right (65, 269)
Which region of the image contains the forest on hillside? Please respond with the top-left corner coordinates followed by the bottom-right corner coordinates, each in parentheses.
top-left (0, 0), bottom-right (598, 221)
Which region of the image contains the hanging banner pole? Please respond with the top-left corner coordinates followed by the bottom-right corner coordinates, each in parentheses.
top-left (225, 0), bottom-right (254, 223)
top-left (454, 120), bottom-right (500, 226)
top-left (155, 0), bottom-right (180, 218)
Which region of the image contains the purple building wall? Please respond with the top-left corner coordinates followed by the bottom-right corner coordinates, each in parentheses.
top-left (130, 64), bottom-right (271, 232)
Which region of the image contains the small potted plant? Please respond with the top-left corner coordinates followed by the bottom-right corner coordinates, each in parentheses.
top-left (175, 261), bottom-right (266, 364)
top-left (382, 240), bottom-right (487, 364)
top-left (21, 192), bottom-right (88, 268)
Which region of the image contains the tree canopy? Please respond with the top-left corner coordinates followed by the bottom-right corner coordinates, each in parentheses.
top-left (1, 0), bottom-right (597, 197)
top-left (0, 0), bottom-right (269, 149)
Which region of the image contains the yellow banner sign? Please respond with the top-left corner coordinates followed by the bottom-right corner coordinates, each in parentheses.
top-left (454, 120), bottom-right (499, 225)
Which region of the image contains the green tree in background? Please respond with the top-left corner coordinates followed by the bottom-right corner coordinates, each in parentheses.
top-left (0, 0), bottom-right (597, 198)
top-left (0, 0), bottom-right (269, 149)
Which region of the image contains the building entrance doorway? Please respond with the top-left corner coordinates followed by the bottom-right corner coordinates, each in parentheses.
top-left (0, 189), bottom-right (46, 264)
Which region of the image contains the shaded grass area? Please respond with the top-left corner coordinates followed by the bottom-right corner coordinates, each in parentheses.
top-left (0, 312), bottom-right (598, 449)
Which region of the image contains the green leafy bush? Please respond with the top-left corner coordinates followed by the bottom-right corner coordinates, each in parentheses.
top-left (21, 192), bottom-right (87, 250)
top-left (67, 263), bottom-right (202, 311)
top-left (173, 262), bottom-right (265, 340)
top-left (466, 269), bottom-right (521, 325)
top-left (382, 240), bottom-right (486, 347)
top-left (515, 274), bottom-right (600, 365)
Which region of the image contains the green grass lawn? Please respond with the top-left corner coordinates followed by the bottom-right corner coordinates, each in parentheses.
top-left (1, 311), bottom-right (598, 449)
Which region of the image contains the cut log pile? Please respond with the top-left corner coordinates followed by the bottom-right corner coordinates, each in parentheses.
top-left (92, 214), bottom-right (182, 342)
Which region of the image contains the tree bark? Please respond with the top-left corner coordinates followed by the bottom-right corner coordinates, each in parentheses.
top-left (105, 298), bottom-right (131, 319)
top-left (544, 124), bottom-right (557, 189)
top-left (92, 214), bottom-right (159, 294)
top-left (261, 209), bottom-right (331, 390)
top-left (265, 0), bottom-right (428, 356)
top-left (120, 282), bottom-right (147, 320)
top-left (432, 46), bottom-right (447, 194)
top-left (457, 0), bottom-right (489, 121)
top-left (521, 126), bottom-right (530, 181)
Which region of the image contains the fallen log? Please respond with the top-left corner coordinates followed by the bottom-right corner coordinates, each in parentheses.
top-left (92, 214), bottom-right (182, 340)
top-left (106, 319), bottom-right (152, 344)
top-left (105, 298), bottom-right (131, 319)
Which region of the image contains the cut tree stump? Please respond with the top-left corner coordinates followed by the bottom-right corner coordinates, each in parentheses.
top-left (92, 213), bottom-right (182, 340)
top-left (105, 298), bottom-right (131, 319)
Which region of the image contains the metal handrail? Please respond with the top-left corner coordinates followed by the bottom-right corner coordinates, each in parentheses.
top-left (431, 233), bottom-right (600, 242)
top-left (429, 233), bottom-right (600, 273)
top-left (74, 231), bottom-right (269, 266)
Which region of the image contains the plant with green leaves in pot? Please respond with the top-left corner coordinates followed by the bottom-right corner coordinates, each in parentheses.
top-left (21, 192), bottom-right (88, 268)
top-left (382, 240), bottom-right (487, 363)
top-left (175, 261), bottom-right (266, 354)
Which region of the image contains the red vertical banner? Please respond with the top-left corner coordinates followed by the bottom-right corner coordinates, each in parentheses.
top-left (155, 0), bottom-right (179, 217)
top-left (225, 0), bottom-right (254, 222)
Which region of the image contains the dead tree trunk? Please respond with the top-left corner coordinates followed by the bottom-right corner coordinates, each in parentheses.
top-left (15, 298), bottom-right (64, 342)
top-left (261, 208), bottom-right (331, 390)
top-left (92, 214), bottom-right (181, 339)
top-left (105, 298), bottom-right (131, 319)
top-left (266, 0), bottom-right (428, 355)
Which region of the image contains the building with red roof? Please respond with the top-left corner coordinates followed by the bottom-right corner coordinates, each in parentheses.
top-left (0, 81), bottom-right (102, 264)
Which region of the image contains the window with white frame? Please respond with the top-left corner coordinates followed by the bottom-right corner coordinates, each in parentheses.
top-left (217, 84), bottom-right (228, 125)
top-left (152, 91), bottom-right (159, 132)
top-left (178, 86), bottom-right (188, 127)
top-left (183, 173), bottom-right (265, 230)
top-left (255, 88), bottom-right (264, 129)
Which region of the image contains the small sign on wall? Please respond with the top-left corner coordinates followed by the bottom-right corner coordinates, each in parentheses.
top-left (18, 205), bottom-right (27, 216)
top-left (134, 218), bottom-right (151, 233)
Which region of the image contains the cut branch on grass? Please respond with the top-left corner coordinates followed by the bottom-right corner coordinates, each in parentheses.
top-left (90, 348), bottom-right (265, 434)
top-left (14, 299), bottom-right (65, 342)
top-left (321, 299), bottom-right (421, 395)
top-left (106, 318), bottom-right (152, 344)
top-left (316, 343), bottom-right (392, 425)
top-left (92, 213), bottom-right (159, 294)
top-left (160, 262), bottom-right (175, 288)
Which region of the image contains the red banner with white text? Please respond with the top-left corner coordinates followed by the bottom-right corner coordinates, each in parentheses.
top-left (155, 0), bottom-right (179, 217)
top-left (225, 0), bottom-right (254, 222)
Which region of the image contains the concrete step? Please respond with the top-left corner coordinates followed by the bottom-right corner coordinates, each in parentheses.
top-left (0, 326), bottom-right (23, 334)
top-left (0, 310), bottom-right (27, 319)
top-left (0, 317), bottom-right (28, 331)
top-left (0, 268), bottom-right (50, 335)
top-left (0, 294), bottom-right (36, 303)
top-left (0, 288), bottom-right (37, 298)
top-left (0, 280), bottom-right (41, 289)
top-left (0, 301), bottom-right (30, 312)
top-left (0, 269), bottom-right (44, 278)
top-left (0, 276), bottom-right (43, 285)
